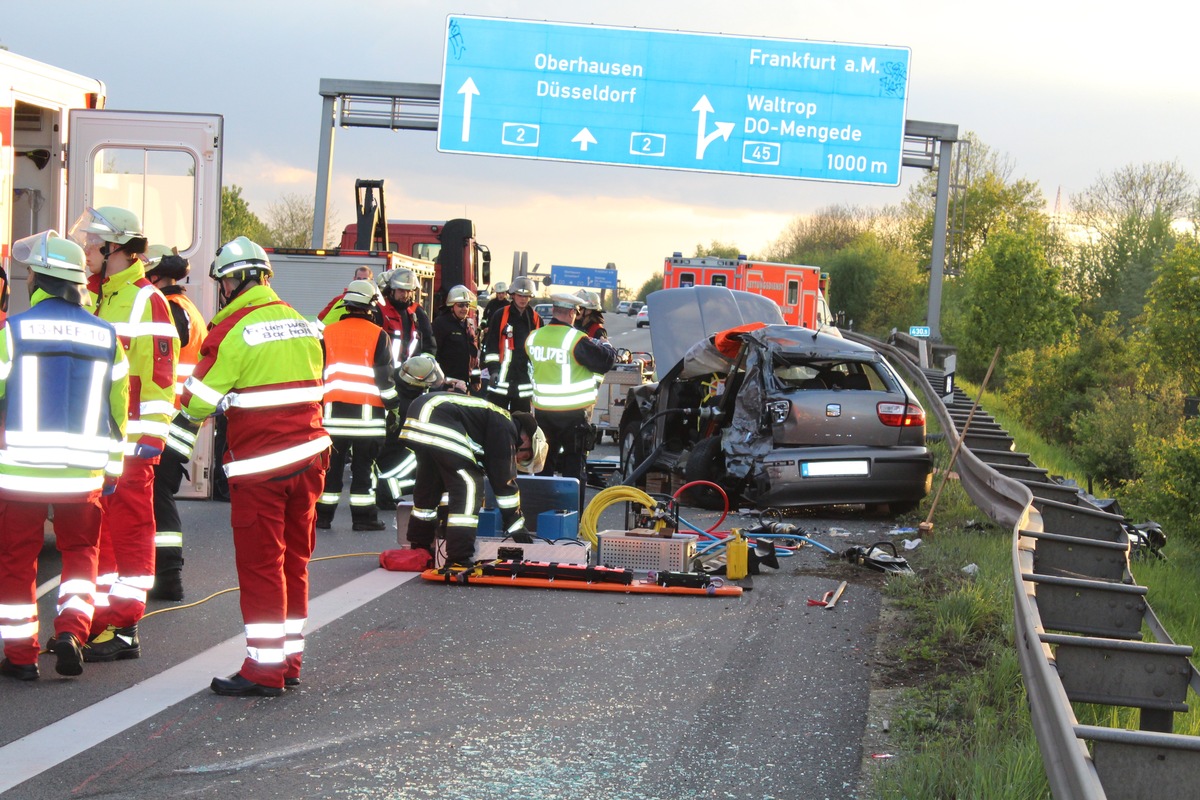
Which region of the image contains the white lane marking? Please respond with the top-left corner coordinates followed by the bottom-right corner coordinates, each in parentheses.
top-left (0, 568), bottom-right (421, 793)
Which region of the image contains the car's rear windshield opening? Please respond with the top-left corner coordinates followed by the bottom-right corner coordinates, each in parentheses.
top-left (771, 359), bottom-right (880, 391)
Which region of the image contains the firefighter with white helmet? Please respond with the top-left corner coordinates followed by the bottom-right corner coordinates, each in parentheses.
top-left (316, 279), bottom-right (400, 532)
top-left (68, 206), bottom-right (179, 663)
top-left (173, 236), bottom-right (331, 696)
top-left (480, 280), bottom-right (510, 334)
top-left (0, 231), bottom-right (129, 681)
top-left (525, 292), bottom-right (617, 511)
top-left (143, 244), bottom-right (207, 601)
top-left (317, 266), bottom-right (377, 327)
top-left (573, 289), bottom-right (607, 339)
top-left (397, 357), bottom-right (539, 565)
top-left (432, 284), bottom-right (480, 388)
top-left (483, 275), bottom-right (541, 412)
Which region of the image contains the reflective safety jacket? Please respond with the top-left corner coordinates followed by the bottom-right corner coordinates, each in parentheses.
top-left (93, 260), bottom-right (179, 454)
top-left (525, 321), bottom-right (616, 411)
top-left (484, 303), bottom-right (540, 397)
top-left (321, 313), bottom-right (398, 438)
top-left (162, 287), bottom-right (207, 409)
top-left (382, 301), bottom-right (433, 366)
top-left (399, 392), bottom-right (526, 530)
top-left (0, 290), bottom-right (129, 500)
top-left (180, 284), bottom-right (330, 483)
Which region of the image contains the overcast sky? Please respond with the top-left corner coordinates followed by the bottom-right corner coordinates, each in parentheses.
top-left (5, 1), bottom-right (1197, 290)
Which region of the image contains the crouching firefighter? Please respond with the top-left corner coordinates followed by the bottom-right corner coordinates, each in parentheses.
top-left (172, 237), bottom-right (331, 697)
top-left (397, 358), bottom-right (546, 568)
top-left (316, 280), bottom-right (399, 531)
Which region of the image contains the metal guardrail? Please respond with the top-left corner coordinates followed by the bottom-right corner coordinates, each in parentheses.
top-left (848, 331), bottom-right (1200, 799)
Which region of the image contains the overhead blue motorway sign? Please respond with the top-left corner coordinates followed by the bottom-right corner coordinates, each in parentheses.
top-left (550, 265), bottom-right (619, 290)
top-left (439, 16), bottom-right (910, 186)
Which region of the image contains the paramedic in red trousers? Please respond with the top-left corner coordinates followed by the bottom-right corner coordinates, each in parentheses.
top-left (483, 276), bottom-right (540, 412)
top-left (69, 207), bottom-right (179, 663)
top-left (0, 232), bottom-right (129, 681)
top-left (316, 279), bottom-right (399, 531)
top-left (397, 357), bottom-right (544, 567)
top-left (173, 237), bottom-right (331, 697)
top-left (525, 292), bottom-right (617, 512)
top-left (143, 245), bottom-right (208, 601)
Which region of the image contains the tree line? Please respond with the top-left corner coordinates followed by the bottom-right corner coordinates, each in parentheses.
top-left (637, 133), bottom-right (1200, 542)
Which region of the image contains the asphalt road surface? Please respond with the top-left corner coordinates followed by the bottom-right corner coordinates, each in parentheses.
top-left (0, 311), bottom-right (905, 799)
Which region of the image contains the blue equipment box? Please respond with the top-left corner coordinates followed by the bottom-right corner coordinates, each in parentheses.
top-left (477, 508), bottom-right (502, 538)
top-left (485, 475), bottom-right (579, 532)
top-left (536, 510), bottom-right (579, 541)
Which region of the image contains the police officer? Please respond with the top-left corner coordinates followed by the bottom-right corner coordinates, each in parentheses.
top-left (432, 285), bottom-right (480, 386)
top-left (69, 206), bottom-right (178, 662)
top-left (174, 237), bottom-right (331, 697)
top-left (317, 279), bottom-right (399, 531)
top-left (483, 276), bottom-right (540, 412)
top-left (398, 358), bottom-right (542, 567)
top-left (143, 245), bottom-right (208, 601)
top-left (0, 231), bottom-right (129, 680)
top-left (525, 292), bottom-right (617, 511)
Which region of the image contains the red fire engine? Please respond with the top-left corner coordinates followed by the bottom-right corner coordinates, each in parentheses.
top-left (662, 253), bottom-right (832, 330)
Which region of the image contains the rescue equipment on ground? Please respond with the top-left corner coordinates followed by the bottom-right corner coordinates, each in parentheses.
top-left (842, 541), bottom-right (914, 574)
top-left (420, 560), bottom-right (741, 597)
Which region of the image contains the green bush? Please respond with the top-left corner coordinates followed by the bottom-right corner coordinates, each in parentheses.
top-left (1119, 418), bottom-right (1200, 545)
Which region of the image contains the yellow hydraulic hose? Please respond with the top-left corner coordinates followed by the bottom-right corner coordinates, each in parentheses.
top-left (579, 485), bottom-right (657, 547)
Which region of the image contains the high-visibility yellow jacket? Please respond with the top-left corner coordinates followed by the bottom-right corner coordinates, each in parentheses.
top-left (0, 289), bottom-right (129, 500)
top-left (180, 284), bottom-right (330, 483)
top-left (93, 260), bottom-right (179, 454)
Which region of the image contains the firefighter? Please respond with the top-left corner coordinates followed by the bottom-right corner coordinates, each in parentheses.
top-left (316, 266), bottom-right (375, 325)
top-left (398, 359), bottom-right (543, 567)
top-left (173, 236), bottom-right (331, 697)
top-left (483, 276), bottom-right (540, 412)
top-left (317, 279), bottom-right (399, 531)
top-left (0, 232), bottom-right (129, 681)
top-left (431, 285), bottom-right (480, 386)
top-left (142, 244), bottom-right (207, 601)
top-left (479, 280), bottom-right (509, 334)
top-left (381, 268), bottom-right (433, 365)
top-left (374, 268), bottom-right (436, 510)
top-left (525, 292), bottom-right (617, 512)
top-left (68, 207), bottom-right (178, 663)
top-left (574, 289), bottom-right (608, 339)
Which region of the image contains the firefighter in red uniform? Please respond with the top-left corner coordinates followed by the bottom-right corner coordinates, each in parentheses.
top-left (316, 279), bottom-right (399, 531)
top-left (0, 232), bottom-right (129, 681)
top-left (375, 268), bottom-right (435, 509)
top-left (483, 276), bottom-right (541, 412)
top-left (398, 357), bottom-right (544, 567)
top-left (173, 236), bottom-right (330, 697)
top-left (69, 207), bottom-right (179, 662)
top-left (143, 245), bottom-right (208, 600)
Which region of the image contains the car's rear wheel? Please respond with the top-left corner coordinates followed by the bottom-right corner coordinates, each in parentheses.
top-left (681, 436), bottom-right (733, 510)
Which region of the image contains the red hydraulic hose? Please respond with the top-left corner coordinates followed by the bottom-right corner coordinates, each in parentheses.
top-left (673, 480), bottom-right (729, 533)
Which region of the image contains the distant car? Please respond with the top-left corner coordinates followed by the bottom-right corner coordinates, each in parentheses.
top-left (635, 305), bottom-right (649, 328)
top-left (534, 303), bottom-right (553, 324)
top-left (618, 287), bottom-right (933, 513)
top-left (616, 301), bottom-right (632, 315)
top-left (626, 301), bottom-right (645, 316)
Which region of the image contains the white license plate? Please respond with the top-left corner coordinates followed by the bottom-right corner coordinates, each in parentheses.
top-left (801, 460), bottom-right (869, 477)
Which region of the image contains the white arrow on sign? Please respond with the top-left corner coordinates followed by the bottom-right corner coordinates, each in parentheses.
top-left (458, 77), bottom-right (479, 142)
top-left (571, 128), bottom-right (597, 152)
top-left (693, 95), bottom-right (734, 160)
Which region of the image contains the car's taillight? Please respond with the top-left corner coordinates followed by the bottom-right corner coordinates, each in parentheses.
top-left (877, 402), bottom-right (925, 427)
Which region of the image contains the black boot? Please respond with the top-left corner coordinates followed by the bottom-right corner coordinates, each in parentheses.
top-left (352, 510), bottom-right (386, 531)
top-left (316, 507), bottom-right (335, 530)
top-left (149, 547), bottom-right (185, 601)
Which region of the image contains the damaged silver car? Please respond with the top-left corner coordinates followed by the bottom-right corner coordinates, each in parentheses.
top-left (618, 287), bottom-right (933, 512)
